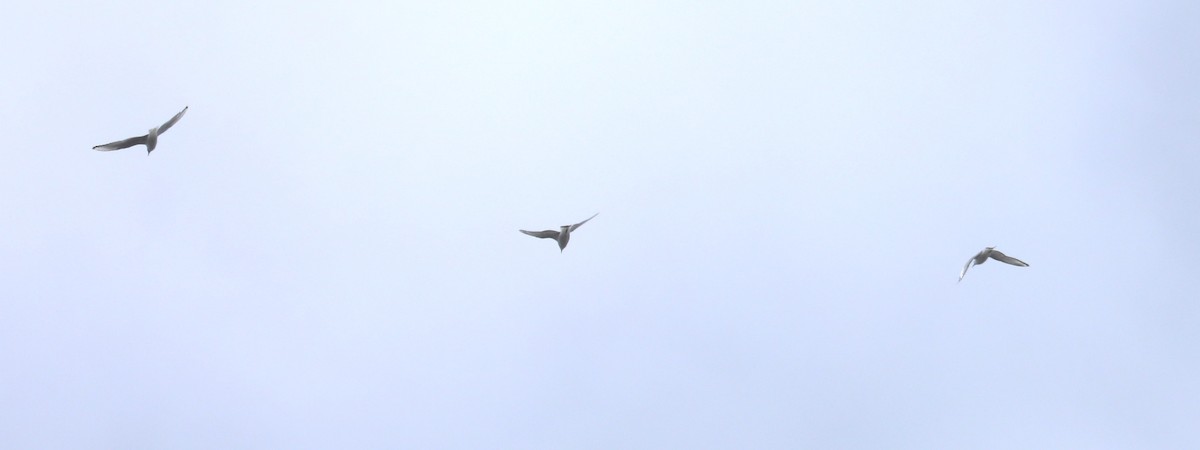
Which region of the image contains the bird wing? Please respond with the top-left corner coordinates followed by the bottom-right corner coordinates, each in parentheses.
top-left (989, 250), bottom-right (1029, 267)
top-left (157, 106), bottom-right (188, 134)
top-left (958, 257), bottom-right (977, 282)
top-left (520, 229), bottom-right (560, 239)
top-left (568, 213), bottom-right (599, 232)
top-left (93, 135), bottom-right (148, 151)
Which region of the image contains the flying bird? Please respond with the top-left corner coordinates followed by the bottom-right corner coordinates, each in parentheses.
top-left (520, 213), bottom-right (599, 252)
top-left (959, 246), bottom-right (1029, 282)
top-left (93, 106), bottom-right (188, 154)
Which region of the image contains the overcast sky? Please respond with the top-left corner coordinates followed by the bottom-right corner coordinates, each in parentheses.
top-left (2, 1), bottom-right (1198, 448)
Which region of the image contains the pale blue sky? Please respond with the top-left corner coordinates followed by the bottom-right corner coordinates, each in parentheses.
top-left (2, 1), bottom-right (1198, 448)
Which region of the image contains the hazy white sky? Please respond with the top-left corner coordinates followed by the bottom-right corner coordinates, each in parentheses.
top-left (2, 1), bottom-right (1198, 448)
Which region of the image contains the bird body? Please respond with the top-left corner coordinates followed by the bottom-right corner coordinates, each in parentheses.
top-left (145, 127), bottom-right (159, 152)
top-left (554, 225), bottom-right (572, 250)
top-left (959, 246), bottom-right (1029, 282)
top-left (520, 213), bottom-right (598, 252)
top-left (93, 106), bottom-right (188, 154)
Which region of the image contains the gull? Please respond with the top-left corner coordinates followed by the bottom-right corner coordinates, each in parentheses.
top-left (520, 213), bottom-right (599, 252)
top-left (959, 246), bottom-right (1029, 282)
top-left (93, 106), bottom-right (188, 154)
